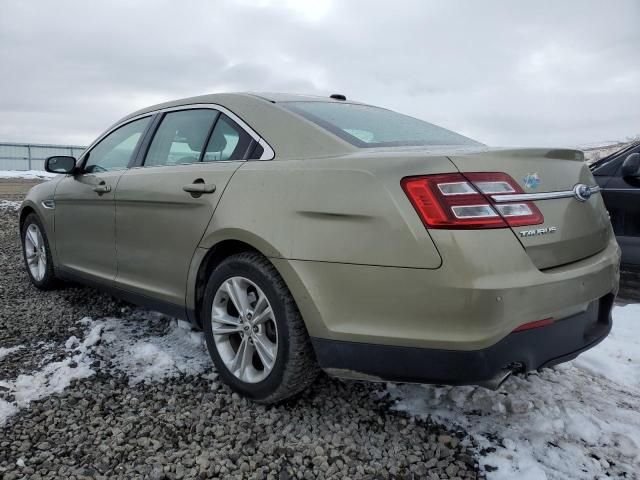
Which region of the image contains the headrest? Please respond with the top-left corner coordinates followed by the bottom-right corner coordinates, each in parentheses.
top-left (176, 128), bottom-right (206, 151)
top-left (207, 129), bottom-right (227, 153)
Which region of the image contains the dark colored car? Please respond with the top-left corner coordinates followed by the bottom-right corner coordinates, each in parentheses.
top-left (591, 142), bottom-right (640, 268)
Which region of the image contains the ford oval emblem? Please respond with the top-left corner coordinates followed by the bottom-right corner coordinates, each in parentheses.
top-left (523, 173), bottom-right (541, 189)
top-left (573, 184), bottom-right (592, 202)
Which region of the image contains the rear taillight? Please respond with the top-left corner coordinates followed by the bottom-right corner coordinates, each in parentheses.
top-left (401, 172), bottom-right (543, 229)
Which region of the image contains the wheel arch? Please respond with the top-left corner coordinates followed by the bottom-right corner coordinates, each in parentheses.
top-left (188, 232), bottom-right (322, 335)
top-left (19, 204), bottom-right (37, 230)
top-left (19, 201), bottom-right (59, 265)
top-left (191, 238), bottom-right (260, 328)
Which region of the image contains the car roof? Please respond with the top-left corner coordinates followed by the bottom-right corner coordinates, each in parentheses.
top-left (114, 92), bottom-right (359, 160)
top-left (125, 92), bottom-right (360, 118)
top-left (247, 92), bottom-right (365, 104)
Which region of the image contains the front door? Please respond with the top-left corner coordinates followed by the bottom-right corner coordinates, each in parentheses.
top-left (54, 116), bottom-right (152, 282)
top-left (114, 109), bottom-right (255, 307)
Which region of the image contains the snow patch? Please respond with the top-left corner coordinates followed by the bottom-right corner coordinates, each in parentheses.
top-left (574, 303), bottom-right (640, 386)
top-left (0, 345), bottom-right (24, 361)
top-left (84, 313), bottom-right (211, 385)
top-left (0, 400), bottom-right (18, 424)
top-left (0, 170), bottom-right (56, 180)
top-left (81, 323), bottom-right (105, 349)
top-left (388, 304), bottom-right (640, 479)
top-left (0, 200), bottom-right (21, 210)
top-left (0, 310), bottom-right (213, 427)
top-left (0, 346), bottom-right (95, 426)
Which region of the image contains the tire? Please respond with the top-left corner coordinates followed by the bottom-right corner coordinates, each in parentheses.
top-left (202, 252), bottom-right (319, 403)
top-left (21, 213), bottom-right (59, 290)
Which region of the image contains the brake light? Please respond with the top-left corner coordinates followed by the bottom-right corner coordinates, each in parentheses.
top-left (401, 172), bottom-right (543, 229)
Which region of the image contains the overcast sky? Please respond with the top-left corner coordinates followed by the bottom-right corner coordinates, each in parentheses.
top-left (0, 0), bottom-right (638, 147)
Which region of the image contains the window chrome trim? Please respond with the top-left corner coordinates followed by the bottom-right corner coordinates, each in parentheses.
top-left (80, 103), bottom-right (275, 163)
top-left (491, 185), bottom-right (600, 203)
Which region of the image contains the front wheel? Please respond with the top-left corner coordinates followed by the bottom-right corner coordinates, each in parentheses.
top-left (21, 213), bottom-right (58, 290)
top-left (202, 252), bottom-right (319, 403)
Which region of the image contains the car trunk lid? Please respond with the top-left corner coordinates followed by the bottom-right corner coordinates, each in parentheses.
top-left (447, 148), bottom-right (611, 270)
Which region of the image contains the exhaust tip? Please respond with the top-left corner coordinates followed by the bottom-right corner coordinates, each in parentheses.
top-left (478, 368), bottom-right (514, 391)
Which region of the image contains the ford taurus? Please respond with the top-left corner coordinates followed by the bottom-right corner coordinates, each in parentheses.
top-left (19, 93), bottom-right (620, 402)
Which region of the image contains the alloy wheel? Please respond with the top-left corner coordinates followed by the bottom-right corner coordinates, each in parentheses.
top-left (211, 276), bottom-right (278, 383)
top-left (24, 223), bottom-right (46, 281)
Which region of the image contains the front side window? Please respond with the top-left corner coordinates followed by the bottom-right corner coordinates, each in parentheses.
top-left (144, 110), bottom-right (219, 167)
top-left (84, 117), bottom-right (151, 173)
top-left (282, 101), bottom-right (482, 148)
top-left (203, 114), bottom-right (254, 162)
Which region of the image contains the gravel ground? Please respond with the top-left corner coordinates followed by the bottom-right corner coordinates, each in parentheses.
top-left (0, 179), bottom-right (42, 201)
top-left (0, 196), bottom-right (482, 479)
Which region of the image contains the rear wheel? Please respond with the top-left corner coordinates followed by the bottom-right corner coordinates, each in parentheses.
top-left (21, 213), bottom-right (58, 290)
top-left (202, 252), bottom-right (319, 403)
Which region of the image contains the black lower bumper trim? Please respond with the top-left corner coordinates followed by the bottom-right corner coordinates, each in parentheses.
top-left (311, 294), bottom-right (614, 385)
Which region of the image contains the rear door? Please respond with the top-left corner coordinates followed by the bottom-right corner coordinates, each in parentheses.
top-left (114, 107), bottom-right (258, 308)
top-left (54, 116), bottom-right (151, 282)
top-left (447, 148), bottom-right (611, 270)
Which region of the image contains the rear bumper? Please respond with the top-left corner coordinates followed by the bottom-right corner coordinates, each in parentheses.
top-left (273, 233), bottom-right (620, 351)
top-left (312, 294), bottom-right (614, 385)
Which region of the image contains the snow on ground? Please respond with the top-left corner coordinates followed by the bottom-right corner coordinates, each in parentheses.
top-left (573, 140), bottom-right (633, 165)
top-left (78, 311), bottom-right (211, 385)
top-left (0, 340), bottom-right (94, 427)
top-left (1, 303), bottom-right (638, 477)
top-left (389, 304), bottom-right (640, 479)
top-left (0, 200), bottom-right (21, 210)
top-left (0, 310), bottom-right (213, 426)
top-left (0, 170), bottom-right (56, 180)
top-left (0, 345), bottom-right (24, 361)
top-left (574, 304), bottom-right (640, 387)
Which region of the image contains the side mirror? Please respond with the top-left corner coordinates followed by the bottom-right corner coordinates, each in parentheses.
top-left (45, 156), bottom-right (76, 174)
top-left (621, 153), bottom-right (640, 178)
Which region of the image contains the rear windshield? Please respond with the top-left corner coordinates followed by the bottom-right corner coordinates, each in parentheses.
top-left (282, 101), bottom-right (482, 148)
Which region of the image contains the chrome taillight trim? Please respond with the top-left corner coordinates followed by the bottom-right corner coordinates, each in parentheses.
top-left (450, 204), bottom-right (500, 219)
top-left (491, 185), bottom-right (600, 203)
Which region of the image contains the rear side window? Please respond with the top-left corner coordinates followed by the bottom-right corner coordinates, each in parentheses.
top-left (203, 114), bottom-right (253, 162)
top-left (282, 101), bottom-right (482, 148)
top-left (84, 117), bottom-right (150, 173)
top-left (249, 143), bottom-right (264, 160)
top-left (144, 110), bottom-right (219, 167)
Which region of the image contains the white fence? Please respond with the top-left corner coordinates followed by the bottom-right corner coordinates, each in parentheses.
top-left (0, 142), bottom-right (86, 171)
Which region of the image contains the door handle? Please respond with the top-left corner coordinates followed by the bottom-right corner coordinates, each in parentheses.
top-left (182, 183), bottom-right (216, 194)
top-left (92, 184), bottom-right (111, 194)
